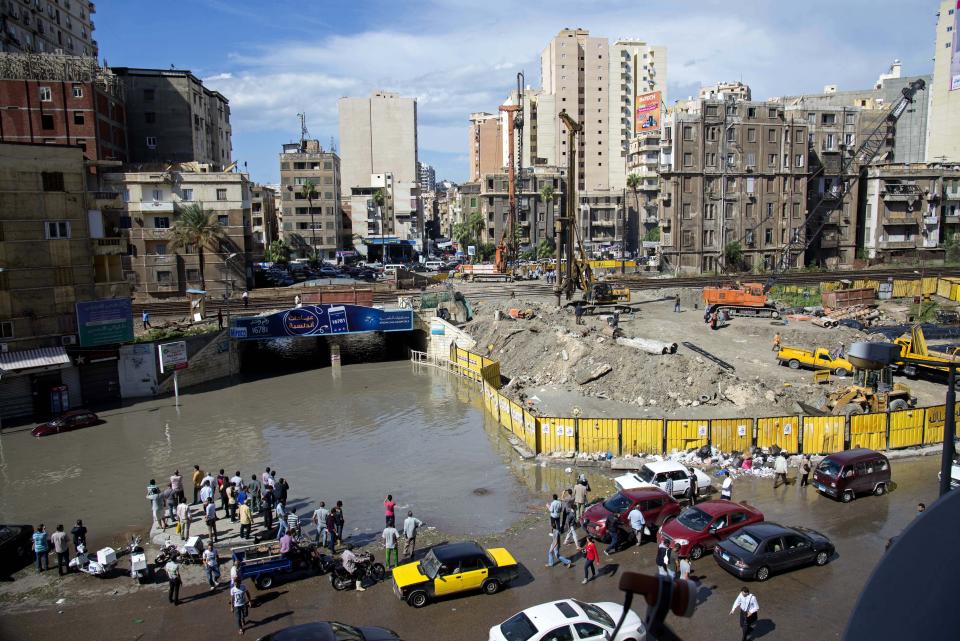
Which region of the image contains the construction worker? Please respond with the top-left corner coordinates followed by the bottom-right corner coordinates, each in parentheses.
top-left (575, 301), bottom-right (585, 325)
top-left (772, 332), bottom-right (782, 352)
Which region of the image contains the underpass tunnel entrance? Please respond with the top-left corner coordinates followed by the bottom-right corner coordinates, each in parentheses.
top-left (237, 330), bottom-right (427, 374)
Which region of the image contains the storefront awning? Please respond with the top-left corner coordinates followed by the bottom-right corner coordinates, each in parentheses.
top-left (0, 346), bottom-right (71, 373)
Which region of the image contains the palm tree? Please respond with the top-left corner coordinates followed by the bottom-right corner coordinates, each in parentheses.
top-left (299, 180), bottom-right (319, 261)
top-left (169, 202), bottom-right (226, 291)
top-left (372, 188), bottom-right (386, 262)
top-left (468, 211), bottom-right (485, 263)
top-left (540, 184), bottom-right (557, 251)
top-left (627, 173), bottom-right (642, 253)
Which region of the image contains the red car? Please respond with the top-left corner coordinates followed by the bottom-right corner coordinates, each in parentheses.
top-left (31, 410), bottom-right (101, 437)
top-left (657, 500), bottom-right (764, 560)
top-left (581, 487), bottom-right (680, 543)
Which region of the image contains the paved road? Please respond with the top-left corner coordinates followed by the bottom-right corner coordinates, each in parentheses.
top-left (0, 456), bottom-right (939, 641)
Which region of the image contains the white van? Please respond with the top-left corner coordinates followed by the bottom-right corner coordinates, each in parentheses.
top-left (424, 261), bottom-right (443, 271)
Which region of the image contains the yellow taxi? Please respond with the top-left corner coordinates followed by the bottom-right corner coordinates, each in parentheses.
top-left (391, 541), bottom-right (519, 607)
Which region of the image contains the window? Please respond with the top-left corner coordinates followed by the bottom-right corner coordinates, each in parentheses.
top-left (154, 244), bottom-right (167, 255)
top-left (766, 202), bottom-right (774, 217)
top-left (706, 153), bottom-right (717, 166)
top-left (186, 269), bottom-right (200, 282)
top-left (41, 172), bottom-right (64, 191)
top-left (844, 112), bottom-right (855, 125)
top-left (217, 215), bottom-right (229, 226)
top-left (765, 228), bottom-right (773, 245)
top-left (151, 189), bottom-right (163, 201)
top-left (72, 85), bottom-right (83, 98)
top-left (825, 133), bottom-right (836, 150)
top-left (181, 189), bottom-right (193, 201)
top-left (682, 230), bottom-right (694, 248)
top-left (682, 152), bottom-right (693, 167)
top-left (726, 128), bottom-right (735, 143)
top-left (724, 202), bottom-right (734, 219)
top-left (822, 113), bottom-right (836, 125)
top-left (747, 107), bottom-right (757, 119)
top-left (146, 136), bottom-right (157, 149)
top-left (41, 114), bottom-right (54, 129)
top-left (45, 221), bottom-right (71, 239)
top-left (726, 153), bottom-right (735, 168)
top-left (795, 129), bottom-right (804, 143)
top-left (795, 154), bottom-right (804, 168)
top-left (747, 128), bottom-right (757, 143)
top-left (683, 177), bottom-right (693, 193)
top-left (73, 111), bottom-right (84, 125)
top-left (143, 88), bottom-right (155, 101)
top-left (0, 321), bottom-right (13, 339)
top-left (682, 203), bottom-right (692, 219)
top-left (145, 112), bottom-right (156, 124)
top-left (682, 126), bottom-right (693, 141)
top-left (844, 133), bottom-right (854, 147)
top-left (746, 152), bottom-right (756, 167)
top-left (706, 105), bottom-right (718, 116)
top-left (767, 129), bottom-right (776, 143)
top-left (768, 154), bottom-right (777, 167)
top-left (153, 216), bottom-right (170, 229)
top-left (156, 270), bottom-right (172, 284)
top-left (706, 126), bottom-right (719, 141)
top-left (705, 204), bottom-right (716, 219)
top-left (39, 86), bottom-right (52, 101)
top-left (726, 176), bottom-right (736, 192)
top-left (746, 177), bottom-right (756, 194)
top-left (216, 188), bottom-right (227, 201)
top-left (574, 623), bottom-right (606, 639)
top-left (768, 108), bottom-right (778, 119)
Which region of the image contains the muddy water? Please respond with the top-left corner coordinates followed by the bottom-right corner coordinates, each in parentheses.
top-left (0, 360), bottom-right (532, 547)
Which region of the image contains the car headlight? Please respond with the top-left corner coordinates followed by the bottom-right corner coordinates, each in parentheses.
top-left (734, 560), bottom-right (747, 569)
top-left (830, 482), bottom-right (836, 488)
top-left (673, 538), bottom-right (689, 546)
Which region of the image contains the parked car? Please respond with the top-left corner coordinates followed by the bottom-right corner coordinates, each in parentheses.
top-left (657, 500), bottom-right (764, 560)
top-left (0, 524), bottom-right (35, 575)
top-left (581, 487), bottom-right (681, 543)
top-left (391, 541), bottom-right (519, 608)
top-left (614, 461), bottom-right (713, 498)
top-left (255, 622), bottom-right (402, 641)
top-left (813, 448), bottom-right (891, 503)
top-left (713, 523), bottom-right (834, 582)
top-left (489, 599), bottom-right (644, 641)
top-left (31, 410), bottom-right (101, 437)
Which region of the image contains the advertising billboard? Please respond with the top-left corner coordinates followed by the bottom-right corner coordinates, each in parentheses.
top-left (230, 304), bottom-right (414, 340)
top-left (636, 91), bottom-right (662, 133)
top-left (75, 298), bottom-right (134, 347)
top-left (952, 1), bottom-right (960, 91)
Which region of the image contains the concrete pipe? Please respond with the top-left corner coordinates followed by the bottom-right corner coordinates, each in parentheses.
top-left (616, 336), bottom-right (679, 355)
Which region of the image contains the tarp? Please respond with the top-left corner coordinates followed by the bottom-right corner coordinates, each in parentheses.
top-left (0, 346), bottom-right (71, 372)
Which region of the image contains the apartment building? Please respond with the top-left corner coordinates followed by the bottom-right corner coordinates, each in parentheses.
top-left (347, 172), bottom-right (418, 259)
top-left (626, 132), bottom-right (662, 241)
top-left (862, 163), bottom-right (960, 261)
top-left (250, 183), bottom-right (277, 259)
top-left (658, 99), bottom-right (809, 273)
top-left (475, 167), bottom-right (565, 250)
top-left (113, 67), bottom-right (232, 167)
top-left (417, 162), bottom-right (436, 193)
top-left (468, 112), bottom-right (503, 181)
top-left (1, 0), bottom-right (98, 57)
top-left (278, 139), bottom-right (342, 260)
top-left (0, 53), bottom-right (125, 161)
top-left (101, 168), bottom-right (252, 299)
top-left (339, 90), bottom-right (418, 189)
top-left (700, 81), bottom-right (751, 101)
top-left (927, 0), bottom-right (960, 162)
top-left (0, 142), bottom-right (94, 421)
top-left (498, 88), bottom-right (559, 170)
top-left (579, 192), bottom-right (627, 254)
top-left (608, 39), bottom-right (667, 191)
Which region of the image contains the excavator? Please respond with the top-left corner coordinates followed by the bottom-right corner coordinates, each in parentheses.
top-left (801, 366), bottom-right (915, 416)
top-left (702, 79), bottom-right (926, 319)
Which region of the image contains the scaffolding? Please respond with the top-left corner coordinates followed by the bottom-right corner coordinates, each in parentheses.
top-left (0, 52), bottom-right (122, 98)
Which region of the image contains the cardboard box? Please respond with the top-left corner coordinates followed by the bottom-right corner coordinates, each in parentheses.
top-left (130, 553), bottom-right (148, 572)
top-left (96, 547), bottom-right (117, 566)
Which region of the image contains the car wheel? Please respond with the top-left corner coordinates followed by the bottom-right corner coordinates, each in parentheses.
top-left (835, 368), bottom-right (850, 377)
top-left (408, 590), bottom-right (429, 608)
top-left (841, 490), bottom-right (854, 503)
top-left (255, 574), bottom-right (273, 590)
top-left (788, 359), bottom-right (800, 369)
top-left (755, 566), bottom-right (771, 582)
top-left (874, 483), bottom-right (887, 496)
top-left (689, 545), bottom-right (704, 560)
top-left (482, 578), bottom-right (502, 595)
top-left (815, 551), bottom-right (830, 566)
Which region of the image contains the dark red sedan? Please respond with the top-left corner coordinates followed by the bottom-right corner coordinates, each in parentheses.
top-left (581, 487), bottom-right (680, 543)
top-left (657, 499), bottom-right (764, 560)
top-left (31, 410), bottom-right (101, 437)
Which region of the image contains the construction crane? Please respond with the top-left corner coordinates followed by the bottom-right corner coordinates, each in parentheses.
top-left (495, 73), bottom-right (524, 274)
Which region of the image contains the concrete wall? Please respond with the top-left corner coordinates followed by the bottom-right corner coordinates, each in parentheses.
top-left (156, 330), bottom-right (238, 394)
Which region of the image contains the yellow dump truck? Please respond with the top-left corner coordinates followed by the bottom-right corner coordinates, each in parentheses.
top-left (777, 346), bottom-right (854, 376)
top-left (893, 324), bottom-right (960, 378)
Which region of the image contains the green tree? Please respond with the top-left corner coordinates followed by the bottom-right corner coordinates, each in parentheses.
top-left (643, 227), bottom-right (660, 242)
top-left (452, 221), bottom-right (472, 250)
top-left (168, 202), bottom-right (226, 290)
top-left (477, 242), bottom-right (496, 261)
top-left (946, 233), bottom-right (960, 264)
top-left (536, 237), bottom-right (556, 259)
top-left (264, 239), bottom-right (291, 264)
top-left (372, 188), bottom-right (386, 262)
top-left (723, 241), bottom-right (744, 271)
top-left (299, 179), bottom-right (319, 261)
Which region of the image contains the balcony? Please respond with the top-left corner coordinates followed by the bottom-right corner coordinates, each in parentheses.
top-left (591, 220), bottom-right (616, 227)
top-left (138, 201), bottom-right (175, 213)
top-left (945, 215), bottom-right (960, 224)
top-left (138, 228), bottom-right (172, 240)
top-left (92, 191), bottom-right (123, 208)
top-left (819, 236), bottom-right (840, 248)
top-left (879, 239), bottom-right (919, 250)
top-left (92, 237), bottom-right (127, 255)
top-left (644, 216), bottom-right (659, 225)
top-left (881, 211), bottom-right (919, 224)
top-left (881, 184), bottom-right (923, 202)
top-left (143, 254), bottom-right (178, 269)
top-left (924, 215), bottom-right (940, 226)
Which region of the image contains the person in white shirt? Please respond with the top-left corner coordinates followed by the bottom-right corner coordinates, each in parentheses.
top-left (627, 506), bottom-right (646, 546)
top-left (730, 586), bottom-right (759, 641)
top-left (773, 454), bottom-right (789, 488)
top-left (721, 471), bottom-right (733, 500)
top-left (679, 555), bottom-right (692, 581)
top-left (229, 578), bottom-right (250, 635)
top-left (340, 545), bottom-right (363, 592)
top-left (382, 524), bottom-right (400, 569)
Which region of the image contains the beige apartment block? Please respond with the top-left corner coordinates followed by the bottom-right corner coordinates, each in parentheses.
top-left (658, 100), bottom-right (809, 274)
top-left (926, 0), bottom-right (960, 162)
top-left (101, 168), bottom-right (252, 299)
top-left (476, 167), bottom-right (565, 250)
top-left (1, 0), bottom-right (98, 57)
top-left (278, 140), bottom-right (342, 260)
top-left (338, 91), bottom-right (418, 194)
top-left (250, 183), bottom-right (277, 259)
top-left (469, 112), bottom-right (503, 181)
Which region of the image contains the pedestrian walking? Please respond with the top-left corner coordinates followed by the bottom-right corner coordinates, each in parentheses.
top-left (384, 494), bottom-right (396, 527)
top-left (312, 502), bottom-right (330, 546)
top-left (679, 554), bottom-right (692, 581)
top-left (147, 479), bottom-right (164, 528)
top-left (142, 310), bottom-right (151, 329)
top-left (721, 471), bottom-right (733, 500)
top-left (176, 499), bottom-right (191, 541)
top-left (50, 524), bottom-right (69, 576)
top-left (192, 465), bottom-right (204, 505)
top-left (170, 470), bottom-right (185, 505)
top-left (163, 483), bottom-right (177, 525)
top-left (799, 455), bottom-right (812, 487)
top-left (573, 480), bottom-right (588, 520)
top-left (325, 510), bottom-right (338, 555)
top-left (333, 500), bottom-right (345, 542)
top-left (70, 519), bottom-right (87, 551)
top-left (546, 528), bottom-right (572, 568)
top-left (248, 475), bottom-right (262, 514)
top-left (575, 301), bottom-right (585, 325)
top-left (262, 489), bottom-right (275, 531)
top-left (203, 541), bottom-right (221, 590)
top-left (603, 514), bottom-right (621, 555)
top-left (230, 578), bottom-right (251, 636)
top-left (773, 453), bottom-right (789, 488)
top-left (628, 504), bottom-right (646, 546)
top-left (688, 469), bottom-right (699, 505)
top-left (238, 500), bottom-right (253, 539)
top-left (199, 480), bottom-right (214, 505)
top-left (166, 557), bottom-right (182, 605)
top-left (730, 587), bottom-right (760, 641)
top-left (205, 498), bottom-right (218, 542)
top-left (242, 290), bottom-right (249, 307)
top-left (382, 522), bottom-right (400, 569)
top-left (548, 494), bottom-right (563, 531)
top-left (562, 505), bottom-right (581, 551)
top-left (32, 524), bottom-right (49, 572)
top-left (217, 469), bottom-right (229, 513)
top-left (275, 501), bottom-right (287, 540)
top-left (402, 511), bottom-right (423, 560)
top-left (227, 483), bottom-right (238, 522)
top-left (772, 332), bottom-right (782, 352)
top-left (582, 539), bottom-right (599, 584)
top-left (665, 475), bottom-right (675, 497)
top-left (285, 507), bottom-right (300, 536)
top-left (674, 294), bottom-right (681, 313)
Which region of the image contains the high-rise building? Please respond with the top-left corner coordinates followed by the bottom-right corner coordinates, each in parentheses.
top-left (498, 88), bottom-right (557, 170)
top-left (0, 0), bottom-right (98, 58)
top-left (608, 39), bottom-right (667, 192)
top-left (112, 67), bottom-right (232, 167)
top-left (468, 112), bottom-right (503, 181)
top-left (338, 90), bottom-right (418, 192)
top-left (540, 28), bottom-right (610, 194)
top-left (278, 139), bottom-right (342, 260)
top-left (0, 53), bottom-right (126, 161)
top-left (417, 162), bottom-right (436, 193)
top-left (926, 0), bottom-right (960, 162)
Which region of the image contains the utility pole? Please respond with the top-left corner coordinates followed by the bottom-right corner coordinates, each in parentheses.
top-left (557, 110), bottom-right (582, 304)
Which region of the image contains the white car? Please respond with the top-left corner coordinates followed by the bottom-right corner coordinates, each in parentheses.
top-left (489, 599), bottom-right (645, 641)
top-left (614, 461), bottom-right (713, 498)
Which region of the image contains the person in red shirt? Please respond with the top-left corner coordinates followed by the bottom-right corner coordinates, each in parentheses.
top-left (582, 539), bottom-right (599, 584)
top-left (384, 494), bottom-right (396, 527)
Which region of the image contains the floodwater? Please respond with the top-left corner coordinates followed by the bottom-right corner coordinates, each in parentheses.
top-left (0, 345), bottom-right (534, 547)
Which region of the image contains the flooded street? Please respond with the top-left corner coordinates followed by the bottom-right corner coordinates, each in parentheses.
top-left (0, 358), bottom-right (532, 546)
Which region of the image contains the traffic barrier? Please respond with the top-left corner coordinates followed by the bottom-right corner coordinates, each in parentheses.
top-left (802, 416), bottom-right (845, 454)
top-left (756, 416), bottom-right (800, 452)
top-left (577, 418), bottom-right (619, 456)
top-left (850, 413), bottom-right (887, 451)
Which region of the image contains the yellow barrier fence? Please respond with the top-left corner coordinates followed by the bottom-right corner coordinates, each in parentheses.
top-left (889, 408), bottom-right (924, 449)
top-left (849, 413), bottom-right (887, 451)
top-left (756, 416), bottom-right (800, 452)
top-left (666, 419), bottom-right (708, 453)
top-left (802, 416), bottom-right (846, 454)
top-left (621, 419), bottom-right (664, 455)
top-left (711, 418), bottom-right (753, 453)
top-left (578, 418), bottom-right (620, 455)
top-left (539, 417), bottom-right (576, 453)
top-left (522, 410), bottom-right (538, 452)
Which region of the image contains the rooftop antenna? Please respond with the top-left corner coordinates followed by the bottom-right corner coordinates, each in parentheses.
top-left (297, 112), bottom-right (309, 151)
top-left (330, 136), bottom-right (336, 153)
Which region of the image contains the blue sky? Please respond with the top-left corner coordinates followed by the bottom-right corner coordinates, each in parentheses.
top-left (96, 0), bottom-right (940, 185)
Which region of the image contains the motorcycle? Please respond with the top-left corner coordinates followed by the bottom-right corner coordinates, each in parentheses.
top-left (69, 544), bottom-right (117, 577)
top-left (330, 551), bottom-right (386, 591)
top-left (128, 535), bottom-right (151, 583)
top-left (153, 539), bottom-right (180, 567)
